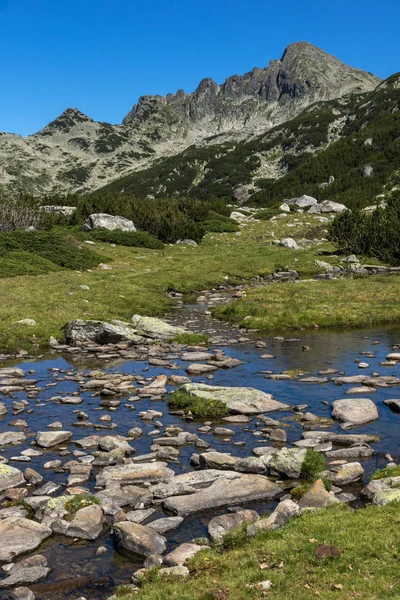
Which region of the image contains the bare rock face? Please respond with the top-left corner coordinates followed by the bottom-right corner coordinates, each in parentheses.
top-left (0, 43), bottom-right (379, 197)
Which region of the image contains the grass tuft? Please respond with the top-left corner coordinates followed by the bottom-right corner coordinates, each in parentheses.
top-left (170, 333), bottom-right (209, 345)
top-left (300, 449), bottom-right (325, 482)
top-left (371, 465), bottom-right (400, 480)
top-left (168, 389), bottom-right (227, 418)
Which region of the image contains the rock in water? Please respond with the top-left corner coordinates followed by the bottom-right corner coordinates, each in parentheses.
top-left (178, 383), bottom-right (289, 415)
top-left (36, 431), bottom-right (72, 448)
top-left (0, 464), bottom-right (25, 492)
top-left (0, 518), bottom-right (52, 561)
top-left (112, 522), bottom-right (166, 557)
top-left (331, 398), bottom-right (379, 427)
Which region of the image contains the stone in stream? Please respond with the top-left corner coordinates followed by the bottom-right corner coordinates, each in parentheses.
top-left (181, 352), bottom-right (214, 361)
top-left (125, 508), bottom-right (156, 523)
top-left (302, 431), bottom-right (379, 445)
top-left (362, 476), bottom-right (400, 505)
top-left (0, 401), bottom-right (7, 415)
top-left (0, 518), bottom-right (52, 561)
top-left (53, 504), bottom-right (104, 540)
top-left (198, 452), bottom-right (238, 470)
top-left (10, 589), bottom-right (36, 600)
top-left (96, 485), bottom-right (152, 511)
top-left (323, 462), bottom-right (364, 486)
top-left (178, 383), bottom-right (289, 415)
top-left (36, 431), bottom-right (72, 448)
top-left (75, 435), bottom-right (101, 449)
top-left (163, 474), bottom-right (282, 516)
top-left (65, 319), bottom-right (144, 345)
top-left (185, 364), bottom-right (218, 375)
top-left (112, 521), bottom-right (167, 557)
top-left (331, 398), bottom-right (379, 428)
top-left (298, 479), bottom-right (340, 508)
top-left (325, 445), bottom-right (374, 459)
top-left (98, 436), bottom-right (135, 454)
top-left (0, 555), bottom-right (50, 588)
top-left (247, 499), bottom-right (301, 536)
top-left (0, 463), bottom-right (25, 492)
top-left (208, 509), bottom-right (259, 543)
top-left (383, 399), bottom-right (400, 412)
top-left (147, 516), bottom-right (184, 535)
top-left (235, 457), bottom-right (268, 474)
top-left (164, 543), bottom-right (209, 567)
top-left (96, 462), bottom-right (175, 487)
top-left (0, 367), bottom-right (25, 378)
top-left (386, 353), bottom-right (400, 361)
top-left (269, 447), bottom-right (308, 479)
top-left (346, 386), bottom-right (377, 395)
top-left (131, 314), bottom-right (187, 340)
top-left (151, 469), bottom-right (240, 499)
top-left (0, 432), bottom-right (26, 446)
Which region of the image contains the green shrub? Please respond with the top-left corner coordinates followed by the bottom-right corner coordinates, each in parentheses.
top-left (170, 333), bottom-right (209, 345)
top-left (371, 465), bottom-right (400, 480)
top-left (254, 207), bottom-right (281, 220)
top-left (300, 449), bottom-right (325, 482)
top-left (202, 219), bottom-right (239, 233)
top-left (84, 229), bottom-right (164, 249)
top-left (168, 390), bottom-right (227, 418)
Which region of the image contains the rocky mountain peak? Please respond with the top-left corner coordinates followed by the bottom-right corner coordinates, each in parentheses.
top-left (37, 108), bottom-right (94, 137)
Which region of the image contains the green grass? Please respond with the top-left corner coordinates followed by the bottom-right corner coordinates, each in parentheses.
top-left (64, 493), bottom-right (99, 515)
top-left (168, 390), bottom-right (227, 418)
top-left (213, 275), bottom-right (400, 331)
top-left (372, 465), bottom-right (400, 480)
top-left (170, 333), bottom-right (210, 345)
top-left (300, 449), bottom-right (325, 482)
top-left (115, 502), bottom-right (400, 600)
top-left (0, 214), bottom-right (398, 353)
top-left (79, 229), bottom-right (164, 249)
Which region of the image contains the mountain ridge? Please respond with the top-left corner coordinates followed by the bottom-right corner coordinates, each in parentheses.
top-left (0, 42), bottom-right (381, 196)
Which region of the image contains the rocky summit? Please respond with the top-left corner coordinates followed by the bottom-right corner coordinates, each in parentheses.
top-left (0, 42), bottom-right (379, 196)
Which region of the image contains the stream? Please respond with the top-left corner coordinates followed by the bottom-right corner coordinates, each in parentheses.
top-left (0, 294), bottom-right (399, 599)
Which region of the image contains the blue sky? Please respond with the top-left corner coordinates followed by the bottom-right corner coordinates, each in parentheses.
top-left (1, 0), bottom-right (399, 135)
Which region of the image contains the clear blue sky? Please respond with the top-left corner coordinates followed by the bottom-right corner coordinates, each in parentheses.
top-left (1, 0), bottom-right (399, 135)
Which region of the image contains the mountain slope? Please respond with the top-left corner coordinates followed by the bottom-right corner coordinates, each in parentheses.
top-left (0, 42), bottom-right (379, 196)
top-left (94, 72), bottom-right (400, 210)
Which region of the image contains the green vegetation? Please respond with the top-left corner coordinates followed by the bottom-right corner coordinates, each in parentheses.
top-left (300, 449), bottom-right (325, 482)
top-left (170, 333), bottom-right (210, 345)
top-left (80, 229), bottom-right (164, 249)
top-left (371, 465), bottom-right (400, 480)
top-left (0, 230), bottom-right (106, 277)
top-left (168, 390), bottom-right (227, 418)
top-left (65, 493), bottom-right (99, 515)
top-left (214, 275), bottom-right (400, 331)
top-left (254, 207), bottom-right (281, 220)
top-left (329, 193), bottom-right (400, 265)
top-left (115, 502), bottom-right (400, 600)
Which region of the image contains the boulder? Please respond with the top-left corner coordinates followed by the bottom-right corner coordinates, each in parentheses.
top-left (285, 195), bottom-right (318, 209)
top-left (64, 319), bottom-right (142, 345)
top-left (96, 462), bottom-right (174, 487)
top-left (331, 398), bottom-right (378, 428)
top-left (247, 499), bottom-right (301, 536)
top-left (383, 399), bottom-right (400, 412)
top-left (279, 238), bottom-right (299, 250)
top-left (83, 213), bottom-right (136, 232)
top-left (151, 469), bottom-right (240, 499)
top-left (131, 314), bottom-right (187, 340)
top-left (208, 509), bottom-right (259, 543)
top-left (0, 555), bottom-right (49, 588)
top-left (10, 588), bottom-right (36, 600)
top-left (269, 447), bottom-right (307, 479)
top-left (112, 521), bottom-right (166, 557)
top-left (0, 432), bottom-right (26, 446)
top-left (147, 517), bottom-right (184, 535)
top-left (298, 479), bottom-right (340, 508)
top-left (36, 431), bottom-right (72, 448)
top-left (179, 383), bottom-right (289, 415)
top-left (57, 504), bottom-right (104, 540)
top-left (199, 452), bottom-right (238, 470)
top-left (0, 518), bottom-right (52, 561)
top-left (362, 476), bottom-right (400, 506)
top-left (0, 464), bottom-right (25, 492)
top-left (323, 462), bottom-right (364, 486)
top-left (309, 200), bottom-right (347, 214)
top-left (163, 474), bottom-right (281, 516)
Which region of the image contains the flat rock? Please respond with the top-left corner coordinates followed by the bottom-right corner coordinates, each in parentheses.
top-left (96, 462), bottom-right (175, 487)
top-left (151, 469), bottom-right (240, 499)
top-left (164, 543), bottom-right (207, 567)
top-left (131, 314), bottom-right (187, 340)
top-left (0, 432), bottom-right (26, 446)
top-left (331, 398), bottom-right (378, 428)
top-left (0, 464), bottom-right (25, 492)
top-left (147, 517), bottom-right (184, 534)
top-left (36, 431), bottom-right (72, 448)
top-left (0, 518), bottom-right (52, 561)
top-left (324, 462), bottom-right (364, 486)
top-left (163, 474), bottom-right (281, 516)
top-left (179, 383), bottom-right (289, 415)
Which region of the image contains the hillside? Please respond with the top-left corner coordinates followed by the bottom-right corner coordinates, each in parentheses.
top-left (95, 72), bottom-right (400, 210)
top-left (0, 42), bottom-right (379, 197)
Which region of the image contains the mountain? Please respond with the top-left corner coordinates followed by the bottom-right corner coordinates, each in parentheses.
top-left (0, 42), bottom-right (380, 196)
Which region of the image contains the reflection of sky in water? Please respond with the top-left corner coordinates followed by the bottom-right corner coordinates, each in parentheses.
top-left (0, 321), bottom-right (399, 599)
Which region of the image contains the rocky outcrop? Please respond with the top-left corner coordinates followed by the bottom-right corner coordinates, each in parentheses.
top-left (83, 213), bottom-right (136, 232)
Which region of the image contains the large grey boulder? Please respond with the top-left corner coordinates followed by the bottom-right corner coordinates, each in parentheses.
top-left (163, 474), bottom-right (281, 516)
top-left (208, 509), bottom-right (259, 543)
top-left (285, 195), bottom-right (318, 209)
top-left (309, 200), bottom-right (347, 214)
top-left (53, 504), bottom-right (104, 540)
top-left (362, 476), bottom-right (400, 506)
top-left (83, 213), bottom-right (136, 232)
top-left (36, 431), bottom-right (72, 448)
top-left (0, 555), bottom-right (50, 588)
top-left (178, 383), bottom-right (289, 415)
top-left (269, 447), bottom-right (307, 479)
top-left (279, 237), bottom-right (299, 250)
top-left (0, 432), bottom-right (26, 446)
top-left (64, 319), bottom-right (142, 345)
top-left (331, 398), bottom-right (379, 428)
top-left (247, 499), bottom-right (301, 536)
top-left (0, 518), bottom-right (52, 561)
top-left (96, 462), bottom-right (175, 487)
top-left (112, 521), bottom-right (166, 557)
top-left (131, 314), bottom-right (187, 340)
top-left (323, 462), bottom-right (364, 486)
